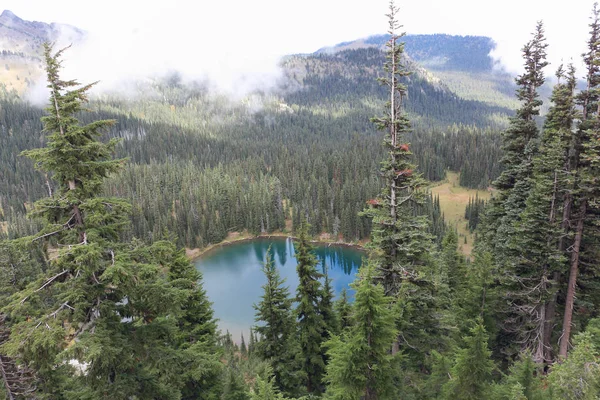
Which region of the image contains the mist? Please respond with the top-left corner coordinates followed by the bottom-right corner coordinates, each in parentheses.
top-left (4, 0), bottom-right (596, 103)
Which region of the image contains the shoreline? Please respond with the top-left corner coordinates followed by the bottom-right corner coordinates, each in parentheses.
top-left (186, 232), bottom-right (368, 262)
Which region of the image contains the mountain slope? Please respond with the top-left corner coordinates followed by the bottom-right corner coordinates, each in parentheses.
top-left (0, 10), bottom-right (84, 93)
top-left (317, 34), bottom-right (518, 110)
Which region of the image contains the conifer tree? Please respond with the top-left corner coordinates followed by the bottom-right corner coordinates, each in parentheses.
top-left (496, 354), bottom-right (543, 400)
top-left (548, 331), bottom-right (600, 399)
top-left (254, 248), bottom-right (300, 395)
top-left (442, 322), bottom-right (496, 400)
top-left (484, 22), bottom-right (548, 257)
top-left (506, 66), bottom-right (576, 363)
top-left (440, 229), bottom-right (465, 292)
top-left (323, 261), bottom-right (399, 400)
top-left (364, 0), bottom-right (433, 297)
top-left (143, 239), bottom-right (222, 399)
top-left (320, 265), bottom-right (339, 337)
top-left (559, 3), bottom-right (600, 358)
top-left (251, 367), bottom-right (290, 400)
top-left (294, 221), bottom-right (325, 394)
top-left (361, 1), bottom-right (442, 364)
top-left (334, 288), bottom-right (352, 332)
top-left (1, 44), bottom-right (219, 398)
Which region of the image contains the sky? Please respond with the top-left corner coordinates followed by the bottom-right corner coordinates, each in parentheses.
top-left (1, 0), bottom-right (596, 96)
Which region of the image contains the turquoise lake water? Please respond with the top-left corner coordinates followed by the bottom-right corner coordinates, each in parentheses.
top-left (194, 237), bottom-right (364, 339)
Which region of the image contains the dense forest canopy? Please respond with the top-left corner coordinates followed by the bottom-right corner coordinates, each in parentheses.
top-left (1, 1), bottom-right (600, 399)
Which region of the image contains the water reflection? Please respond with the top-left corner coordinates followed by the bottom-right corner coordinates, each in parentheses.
top-left (195, 237), bottom-right (364, 339)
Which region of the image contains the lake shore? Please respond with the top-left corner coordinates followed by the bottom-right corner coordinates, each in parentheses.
top-left (186, 231), bottom-right (368, 261)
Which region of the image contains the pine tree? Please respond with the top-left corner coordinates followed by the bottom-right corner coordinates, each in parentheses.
top-left (143, 239), bottom-right (222, 399)
top-left (251, 367), bottom-right (290, 400)
top-left (323, 261), bottom-right (400, 400)
top-left (361, 1), bottom-right (441, 365)
top-left (253, 248), bottom-right (300, 395)
top-left (1, 44), bottom-right (219, 398)
top-left (559, 3), bottom-right (600, 358)
top-left (363, 0), bottom-right (433, 297)
top-left (442, 322), bottom-right (496, 400)
top-left (294, 221), bottom-right (325, 394)
top-left (505, 65), bottom-right (576, 363)
top-left (320, 265), bottom-right (339, 338)
top-left (498, 354), bottom-right (543, 400)
top-left (440, 229), bottom-right (465, 292)
top-left (334, 288), bottom-right (352, 332)
top-left (548, 331), bottom-right (600, 399)
top-left (484, 21), bottom-right (548, 258)
top-left (222, 365), bottom-right (251, 400)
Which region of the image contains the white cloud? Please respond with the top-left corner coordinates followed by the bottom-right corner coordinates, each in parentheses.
top-left (2, 0), bottom-right (596, 95)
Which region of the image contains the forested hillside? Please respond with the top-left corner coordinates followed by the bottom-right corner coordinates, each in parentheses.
top-left (0, 16), bottom-right (505, 248)
top-left (2, 2), bottom-right (600, 398)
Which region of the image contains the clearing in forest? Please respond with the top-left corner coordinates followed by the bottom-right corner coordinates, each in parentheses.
top-left (430, 171), bottom-right (491, 255)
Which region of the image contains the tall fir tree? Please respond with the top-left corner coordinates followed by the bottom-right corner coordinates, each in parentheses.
top-left (320, 265), bottom-right (339, 338)
top-left (1, 44), bottom-right (220, 398)
top-left (442, 322), bottom-right (496, 400)
top-left (361, 1), bottom-right (443, 364)
top-left (483, 21), bottom-right (548, 259)
top-left (323, 261), bottom-right (400, 400)
top-left (334, 288), bottom-right (352, 332)
top-left (364, 0), bottom-right (433, 297)
top-left (559, 3), bottom-right (600, 358)
top-left (253, 248), bottom-right (301, 396)
top-left (294, 221), bottom-right (325, 394)
top-left (505, 66), bottom-right (576, 363)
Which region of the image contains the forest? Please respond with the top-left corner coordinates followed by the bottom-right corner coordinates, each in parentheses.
top-left (1, 1), bottom-right (600, 399)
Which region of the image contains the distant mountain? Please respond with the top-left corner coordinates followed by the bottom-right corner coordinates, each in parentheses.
top-left (0, 10), bottom-right (85, 93)
top-left (316, 33), bottom-right (499, 72)
top-left (315, 34), bottom-right (518, 110)
top-left (281, 47), bottom-right (513, 129)
top-left (0, 10), bottom-right (84, 55)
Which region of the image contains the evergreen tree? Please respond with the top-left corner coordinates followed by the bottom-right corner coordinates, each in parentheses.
top-left (505, 66), bottom-right (576, 363)
top-left (361, 1), bottom-right (442, 365)
top-left (222, 366), bottom-right (251, 400)
top-left (422, 350), bottom-right (452, 399)
top-left (363, 0), bottom-right (433, 298)
top-left (251, 367), bottom-right (291, 400)
top-left (440, 229), bottom-right (465, 292)
top-left (144, 239), bottom-right (222, 399)
top-left (1, 44), bottom-right (219, 398)
top-left (484, 21), bottom-right (548, 258)
top-left (253, 248), bottom-right (300, 395)
top-left (496, 353), bottom-right (543, 400)
top-left (320, 264), bottom-right (339, 337)
top-left (334, 288), bottom-right (352, 332)
top-left (294, 221), bottom-right (325, 394)
top-left (323, 261), bottom-right (399, 400)
top-left (442, 322), bottom-right (496, 400)
top-left (548, 331), bottom-right (600, 399)
top-left (559, 3), bottom-right (600, 358)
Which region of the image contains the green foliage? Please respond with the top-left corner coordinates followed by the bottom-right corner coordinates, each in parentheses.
top-left (422, 350), bottom-right (452, 399)
top-left (254, 248), bottom-right (302, 396)
top-left (494, 354), bottom-right (543, 400)
top-left (547, 331), bottom-right (600, 399)
top-left (323, 261), bottom-right (400, 400)
top-left (1, 44), bottom-right (220, 399)
top-left (0, 238), bottom-right (46, 300)
top-left (320, 266), bottom-right (339, 338)
top-left (251, 367), bottom-right (292, 400)
top-left (442, 322), bottom-right (496, 400)
top-left (440, 229), bottom-right (465, 291)
top-left (334, 288), bottom-right (351, 332)
top-left (294, 221), bottom-right (326, 394)
top-left (485, 21), bottom-right (548, 262)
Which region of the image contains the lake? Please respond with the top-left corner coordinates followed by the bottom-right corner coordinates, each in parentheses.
top-left (194, 237), bottom-right (364, 340)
